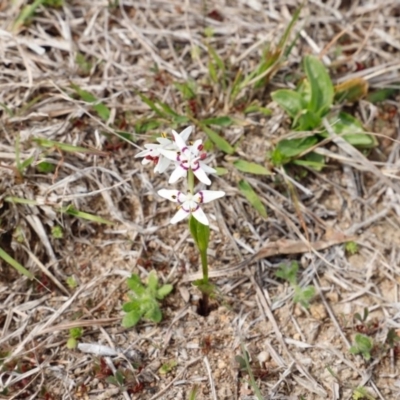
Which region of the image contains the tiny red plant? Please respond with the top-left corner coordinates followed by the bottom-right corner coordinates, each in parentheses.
top-left (207, 9), bottom-right (224, 21)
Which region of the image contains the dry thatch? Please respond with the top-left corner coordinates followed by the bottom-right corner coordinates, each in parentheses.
top-left (1, 0), bottom-right (400, 399)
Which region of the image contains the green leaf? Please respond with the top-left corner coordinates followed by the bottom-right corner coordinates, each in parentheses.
top-left (0, 247), bottom-right (34, 279)
top-left (138, 93), bottom-right (167, 117)
top-left (208, 61), bottom-right (218, 83)
top-left (155, 100), bottom-right (180, 117)
top-left (173, 115), bottom-right (191, 124)
top-left (92, 103), bottom-right (111, 122)
top-left (69, 327), bottom-right (83, 339)
top-left (144, 303), bottom-right (162, 323)
top-left (293, 285), bottom-right (315, 308)
top-left (215, 167), bottom-right (228, 175)
top-left (126, 274), bottom-right (145, 296)
top-left (147, 271), bottom-right (158, 292)
top-left (157, 284), bottom-right (173, 299)
top-left (208, 45), bottom-right (225, 72)
top-left (271, 89), bottom-right (306, 119)
top-left (275, 262), bottom-right (298, 286)
top-left (386, 328), bottom-right (400, 348)
top-left (189, 215), bottom-right (210, 253)
top-left (238, 179), bottom-right (267, 218)
top-left (202, 116), bottom-right (233, 127)
top-left (294, 110), bottom-right (321, 131)
top-left (274, 136), bottom-right (319, 161)
top-left (70, 83), bottom-right (110, 121)
top-left (60, 206), bottom-right (113, 225)
top-left (233, 160), bottom-right (271, 175)
top-left (366, 87), bottom-right (398, 103)
top-left (243, 104), bottom-right (272, 115)
top-left (13, 0), bottom-right (44, 31)
top-left (36, 161), bottom-right (55, 173)
top-left (174, 80), bottom-right (197, 100)
top-left (135, 119), bottom-right (161, 133)
top-left (201, 125), bottom-right (234, 154)
top-left (122, 299), bottom-right (141, 312)
top-left (159, 360), bottom-right (178, 375)
top-left (122, 310), bottom-right (142, 328)
top-left (330, 112), bottom-right (377, 148)
top-left (292, 152), bottom-right (325, 171)
top-left (350, 334), bottom-right (373, 360)
top-left (33, 138), bottom-right (105, 154)
top-left (303, 55), bottom-right (334, 117)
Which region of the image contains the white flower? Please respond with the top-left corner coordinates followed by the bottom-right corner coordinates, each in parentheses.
top-left (135, 126), bottom-right (193, 173)
top-left (158, 189), bottom-right (225, 225)
top-left (159, 131), bottom-right (216, 185)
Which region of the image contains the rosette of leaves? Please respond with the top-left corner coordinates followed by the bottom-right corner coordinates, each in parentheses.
top-left (122, 271), bottom-right (173, 328)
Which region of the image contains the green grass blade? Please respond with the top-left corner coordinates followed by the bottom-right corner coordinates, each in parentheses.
top-left (138, 93), bottom-right (167, 117)
top-left (33, 138), bottom-right (107, 154)
top-left (0, 247), bottom-right (34, 279)
top-left (233, 160), bottom-right (271, 175)
top-left (60, 206), bottom-right (114, 225)
top-left (238, 179), bottom-right (267, 218)
top-left (70, 83), bottom-right (110, 121)
top-left (201, 125), bottom-right (234, 154)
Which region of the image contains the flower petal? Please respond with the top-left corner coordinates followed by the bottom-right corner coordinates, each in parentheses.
top-left (192, 207), bottom-right (209, 225)
top-left (171, 130), bottom-right (187, 150)
top-left (154, 156), bottom-right (170, 173)
top-left (156, 137), bottom-right (171, 145)
top-left (142, 158), bottom-right (152, 165)
top-left (199, 190), bottom-right (225, 203)
top-left (179, 126), bottom-right (193, 142)
top-left (199, 161), bottom-right (216, 174)
top-left (158, 149), bottom-right (179, 161)
top-left (190, 139), bottom-right (203, 154)
top-left (170, 208), bottom-right (189, 224)
top-left (157, 189), bottom-right (181, 202)
top-left (169, 166), bottom-right (187, 183)
top-left (193, 168), bottom-right (211, 185)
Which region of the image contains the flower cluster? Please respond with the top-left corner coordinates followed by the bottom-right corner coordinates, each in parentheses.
top-left (136, 126), bottom-right (225, 225)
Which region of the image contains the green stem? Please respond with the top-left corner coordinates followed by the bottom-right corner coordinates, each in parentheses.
top-left (188, 169), bottom-right (194, 193)
top-left (200, 249), bottom-right (208, 283)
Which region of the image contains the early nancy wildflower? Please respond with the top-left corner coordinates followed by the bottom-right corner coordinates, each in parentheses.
top-left (159, 132), bottom-right (216, 185)
top-left (135, 126), bottom-right (193, 173)
top-left (134, 124), bottom-right (225, 315)
top-left (158, 189), bottom-right (225, 225)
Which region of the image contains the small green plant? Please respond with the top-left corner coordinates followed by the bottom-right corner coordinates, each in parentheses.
top-left (67, 327), bottom-right (83, 349)
top-left (354, 307), bottom-right (369, 324)
top-left (106, 369), bottom-right (125, 388)
top-left (235, 343), bottom-right (263, 400)
top-left (385, 328), bottom-right (400, 349)
top-left (345, 241), bottom-right (359, 255)
top-left (66, 276), bottom-right (78, 289)
top-left (271, 55), bottom-right (377, 169)
top-left (275, 261), bottom-right (315, 308)
top-left (159, 360), bottom-right (178, 375)
top-left (352, 386), bottom-right (376, 400)
top-left (122, 271), bottom-right (173, 328)
top-left (188, 385), bottom-right (199, 400)
top-left (51, 225), bottom-right (64, 239)
top-left (350, 334), bottom-right (374, 361)
top-left (13, 0), bottom-right (63, 31)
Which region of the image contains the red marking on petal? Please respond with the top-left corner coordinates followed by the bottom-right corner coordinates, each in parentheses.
top-left (200, 153), bottom-right (207, 160)
top-left (197, 144), bottom-right (204, 151)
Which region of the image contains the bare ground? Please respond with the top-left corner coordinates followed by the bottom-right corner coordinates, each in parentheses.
top-left (1, 0), bottom-right (400, 399)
